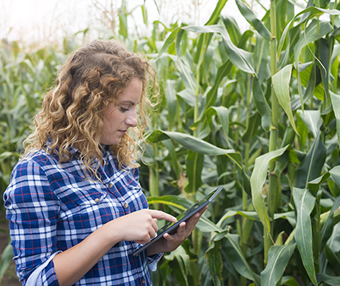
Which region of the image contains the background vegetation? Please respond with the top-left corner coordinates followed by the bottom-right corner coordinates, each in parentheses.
top-left (2, 0), bottom-right (340, 285)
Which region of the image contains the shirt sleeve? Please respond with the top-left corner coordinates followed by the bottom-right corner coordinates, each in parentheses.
top-left (148, 253), bottom-right (163, 271)
top-left (132, 167), bottom-right (164, 271)
top-left (3, 158), bottom-right (61, 286)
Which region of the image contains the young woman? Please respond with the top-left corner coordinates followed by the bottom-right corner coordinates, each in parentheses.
top-left (4, 40), bottom-right (206, 286)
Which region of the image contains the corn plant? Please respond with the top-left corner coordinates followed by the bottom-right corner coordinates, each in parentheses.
top-left (138, 0), bottom-right (340, 285)
top-left (0, 39), bottom-right (66, 282)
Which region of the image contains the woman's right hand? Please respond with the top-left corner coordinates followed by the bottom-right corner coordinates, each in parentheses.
top-left (108, 209), bottom-right (177, 245)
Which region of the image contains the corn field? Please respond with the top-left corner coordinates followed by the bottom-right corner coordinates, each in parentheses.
top-left (2, 0), bottom-right (340, 285)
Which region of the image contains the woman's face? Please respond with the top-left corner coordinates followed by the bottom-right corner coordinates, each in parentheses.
top-left (100, 78), bottom-right (143, 145)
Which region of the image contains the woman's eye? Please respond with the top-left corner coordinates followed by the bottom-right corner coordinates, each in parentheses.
top-left (120, 106), bottom-right (129, 112)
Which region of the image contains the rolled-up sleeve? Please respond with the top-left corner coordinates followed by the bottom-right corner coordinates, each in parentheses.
top-left (4, 159), bottom-right (61, 286)
top-left (148, 253), bottom-right (163, 271)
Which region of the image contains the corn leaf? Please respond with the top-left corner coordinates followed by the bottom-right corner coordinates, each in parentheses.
top-left (272, 64), bottom-right (298, 134)
top-left (182, 25), bottom-right (255, 75)
top-left (250, 146), bottom-right (290, 233)
top-left (317, 274), bottom-right (340, 286)
top-left (253, 77), bottom-right (271, 132)
top-left (294, 20), bottom-right (332, 109)
top-left (294, 134), bottom-right (326, 191)
top-left (261, 243), bottom-right (296, 286)
top-left (330, 91), bottom-right (340, 147)
top-left (320, 196), bottom-right (340, 252)
top-left (235, 0), bottom-right (271, 41)
top-left (293, 187), bottom-right (317, 285)
top-left (224, 234), bottom-right (261, 286)
top-left (0, 243), bottom-right (13, 282)
top-left (185, 150), bottom-right (203, 193)
top-left (296, 110), bottom-right (322, 138)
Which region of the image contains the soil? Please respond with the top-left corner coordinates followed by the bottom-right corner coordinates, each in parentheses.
top-left (0, 217), bottom-right (21, 286)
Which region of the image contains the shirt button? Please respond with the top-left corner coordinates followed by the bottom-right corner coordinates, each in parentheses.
top-left (124, 203), bottom-right (129, 208)
top-left (95, 198), bottom-right (100, 203)
top-left (109, 183), bottom-right (113, 188)
top-left (142, 279), bottom-right (145, 284)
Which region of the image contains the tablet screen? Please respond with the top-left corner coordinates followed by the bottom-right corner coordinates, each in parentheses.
top-left (157, 186), bottom-right (223, 235)
top-left (132, 186), bottom-right (223, 256)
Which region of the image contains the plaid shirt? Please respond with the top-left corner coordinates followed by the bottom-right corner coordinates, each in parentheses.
top-left (4, 146), bottom-right (161, 286)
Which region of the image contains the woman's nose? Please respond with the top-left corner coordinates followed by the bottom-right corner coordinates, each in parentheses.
top-left (125, 109), bottom-right (138, 127)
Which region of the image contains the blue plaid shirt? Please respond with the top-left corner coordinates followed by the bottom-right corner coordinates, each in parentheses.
top-left (4, 146), bottom-right (161, 286)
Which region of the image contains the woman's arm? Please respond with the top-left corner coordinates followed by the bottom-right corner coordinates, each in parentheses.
top-left (53, 209), bottom-right (176, 286)
top-left (146, 206), bottom-right (208, 256)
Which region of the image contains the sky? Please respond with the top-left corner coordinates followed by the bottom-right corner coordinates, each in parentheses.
top-left (0, 0), bottom-right (267, 44)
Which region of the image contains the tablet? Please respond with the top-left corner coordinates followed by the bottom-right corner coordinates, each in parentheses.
top-left (132, 185), bottom-right (223, 256)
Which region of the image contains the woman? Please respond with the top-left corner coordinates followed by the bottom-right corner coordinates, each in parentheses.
top-left (4, 40), bottom-right (206, 286)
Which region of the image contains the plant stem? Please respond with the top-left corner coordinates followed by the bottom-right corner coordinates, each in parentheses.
top-left (265, 0), bottom-right (279, 265)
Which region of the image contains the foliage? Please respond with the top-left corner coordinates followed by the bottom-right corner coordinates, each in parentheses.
top-left (2, 0), bottom-right (340, 285)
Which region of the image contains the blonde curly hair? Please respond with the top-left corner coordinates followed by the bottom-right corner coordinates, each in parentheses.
top-left (23, 39), bottom-right (156, 177)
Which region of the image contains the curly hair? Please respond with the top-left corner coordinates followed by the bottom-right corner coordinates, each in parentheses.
top-left (23, 39), bottom-right (156, 177)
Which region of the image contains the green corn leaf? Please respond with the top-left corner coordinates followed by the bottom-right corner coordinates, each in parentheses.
top-left (177, 88), bottom-right (196, 107)
top-left (315, 38), bottom-right (330, 103)
top-left (177, 59), bottom-right (196, 92)
top-left (235, 0), bottom-right (271, 41)
top-left (192, 0), bottom-right (228, 65)
top-left (250, 146), bottom-right (290, 233)
top-left (307, 172), bottom-right (330, 193)
top-left (162, 140), bottom-right (182, 180)
top-left (281, 276), bottom-right (300, 286)
top-left (141, 3), bottom-right (148, 25)
top-left (158, 28), bottom-right (180, 58)
top-left (164, 246), bottom-right (189, 286)
top-left (320, 196), bottom-right (340, 252)
top-left (146, 130), bottom-right (239, 167)
top-left (330, 91), bottom-right (340, 147)
top-left (294, 20), bottom-right (332, 109)
top-left (204, 0), bottom-right (228, 25)
top-left (205, 232), bottom-right (226, 286)
top-left (182, 25), bottom-right (255, 75)
top-left (261, 243), bottom-right (296, 286)
top-left (206, 106), bottom-right (229, 139)
top-left (241, 112), bottom-right (261, 144)
top-left (224, 234), bottom-right (261, 285)
top-left (0, 243), bottom-right (13, 282)
top-left (293, 187), bottom-right (317, 285)
top-left (272, 64), bottom-right (298, 135)
top-left (324, 240), bottom-right (340, 275)
top-left (296, 110), bottom-right (322, 138)
top-left (185, 150), bottom-right (204, 193)
top-left (204, 60), bottom-right (232, 112)
top-left (217, 211), bottom-right (260, 228)
top-left (118, 4), bottom-right (128, 39)
top-left (222, 16), bottom-right (242, 45)
top-left (316, 273), bottom-right (340, 286)
top-left (294, 134), bottom-right (326, 191)
top-left (278, 6), bottom-right (340, 57)
top-left (252, 77), bottom-right (272, 132)
top-left (165, 79), bottom-right (177, 130)
top-left (329, 165), bottom-right (340, 188)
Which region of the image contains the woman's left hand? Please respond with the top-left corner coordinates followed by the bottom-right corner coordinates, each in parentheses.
top-left (147, 206), bottom-right (208, 255)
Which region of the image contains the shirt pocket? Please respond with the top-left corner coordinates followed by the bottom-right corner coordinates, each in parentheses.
top-left (59, 190), bottom-right (121, 231)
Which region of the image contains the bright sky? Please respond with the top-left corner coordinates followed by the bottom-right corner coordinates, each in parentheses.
top-left (0, 0), bottom-right (265, 44)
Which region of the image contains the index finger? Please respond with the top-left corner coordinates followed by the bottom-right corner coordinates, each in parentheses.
top-left (149, 210), bottom-right (177, 222)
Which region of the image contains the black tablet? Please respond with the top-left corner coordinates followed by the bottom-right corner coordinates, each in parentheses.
top-left (132, 185), bottom-right (223, 256)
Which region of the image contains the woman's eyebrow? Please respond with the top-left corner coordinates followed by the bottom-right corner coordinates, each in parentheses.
top-left (119, 100), bottom-right (139, 105)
